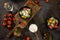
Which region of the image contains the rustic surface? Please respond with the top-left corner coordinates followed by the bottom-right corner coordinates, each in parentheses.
top-left (0, 0), bottom-right (60, 40)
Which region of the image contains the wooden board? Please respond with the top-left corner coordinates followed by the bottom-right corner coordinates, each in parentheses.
top-left (14, 0), bottom-right (40, 28)
top-left (6, 0), bottom-right (40, 38)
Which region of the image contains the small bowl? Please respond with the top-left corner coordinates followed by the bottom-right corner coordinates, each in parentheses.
top-left (46, 17), bottom-right (59, 30)
top-left (18, 6), bottom-right (32, 19)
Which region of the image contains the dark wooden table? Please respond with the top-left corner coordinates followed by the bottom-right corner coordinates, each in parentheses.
top-left (0, 0), bottom-right (60, 40)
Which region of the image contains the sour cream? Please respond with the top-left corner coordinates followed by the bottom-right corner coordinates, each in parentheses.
top-left (29, 24), bottom-right (38, 33)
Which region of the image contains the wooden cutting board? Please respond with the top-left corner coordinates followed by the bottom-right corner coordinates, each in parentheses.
top-left (6, 0), bottom-right (40, 38)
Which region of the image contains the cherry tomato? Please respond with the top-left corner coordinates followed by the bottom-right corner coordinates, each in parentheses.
top-left (48, 26), bottom-right (53, 29)
top-left (25, 36), bottom-right (31, 40)
top-left (8, 13), bottom-right (13, 17)
top-left (46, 0), bottom-right (48, 3)
top-left (54, 25), bottom-right (58, 28)
top-left (7, 21), bottom-right (12, 25)
top-left (7, 25), bottom-right (11, 28)
top-left (20, 22), bottom-right (26, 27)
top-left (3, 17), bottom-right (7, 21)
top-left (2, 22), bottom-right (7, 26)
top-left (55, 22), bottom-right (58, 26)
top-left (8, 17), bottom-right (12, 21)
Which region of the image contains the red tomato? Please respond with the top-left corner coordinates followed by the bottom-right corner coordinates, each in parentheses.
top-left (48, 26), bottom-right (53, 29)
top-left (2, 22), bottom-right (7, 26)
top-left (55, 22), bottom-right (58, 26)
top-left (7, 21), bottom-right (12, 25)
top-left (46, 0), bottom-right (48, 3)
top-left (20, 22), bottom-right (26, 27)
top-left (25, 36), bottom-right (31, 40)
top-left (3, 17), bottom-right (7, 21)
top-left (8, 17), bottom-right (12, 21)
top-left (8, 13), bottom-right (13, 17)
top-left (54, 25), bottom-right (58, 28)
top-left (7, 25), bottom-right (11, 28)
